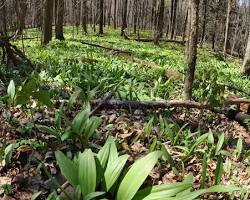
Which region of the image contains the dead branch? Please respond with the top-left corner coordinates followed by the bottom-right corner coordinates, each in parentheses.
top-left (91, 99), bottom-right (212, 110)
top-left (70, 39), bottom-right (132, 55)
top-left (91, 99), bottom-right (250, 126)
top-left (135, 38), bottom-right (185, 45)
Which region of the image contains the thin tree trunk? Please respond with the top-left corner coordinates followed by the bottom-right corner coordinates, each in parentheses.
top-left (154, 0), bottom-right (165, 45)
top-left (241, 28), bottom-right (250, 75)
top-left (99, 0), bottom-right (104, 34)
top-left (121, 0), bottom-right (128, 37)
top-left (223, 0), bottom-right (232, 57)
top-left (200, 0), bottom-right (208, 47)
top-left (0, 0), bottom-right (7, 36)
top-left (82, 0), bottom-right (88, 34)
top-left (55, 0), bottom-right (65, 40)
top-left (41, 0), bottom-right (54, 45)
top-left (15, 0), bottom-right (27, 35)
top-left (170, 0), bottom-right (178, 40)
top-left (183, 0), bottom-right (199, 100)
top-left (113, 0), bottom-right (117, 29)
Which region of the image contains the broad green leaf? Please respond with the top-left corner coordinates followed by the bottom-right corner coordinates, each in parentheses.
top-left (68, 88), bottom-right (82, 108)
top-left (7, 80), bottom-right (15, 101)
top-left (79, 149), bottom-right (96, 198)
top-left (4, 144), bottom-right (15, 166)
top-left (108, 137), bottom-right (119, 165)
top-left (207, 130), bottom-right (214, 144)
top-left (104, 154), bottom-right (129, 191)
top-left (149, 138), bottom-right (158, 152)
top-left (189, 133), bottom-right (209, 153)
top-left (214, 154), bottom-right (223, 185)
top-left (206, 185), bottom-right (243, 193)
top-left (71, 106), bottom-right (90, 134)
top-left (161, 144), bottom-right (175, 168)
top-left (167, 189), bottom-right (206, 200)
top-left (55, 151), bottom-right (78, 187)
top-left (235, 137), bottom-right (243, 158)
top-left (169, 185), bottom-right (242, 200)
top-left (243, 149), bottom-right (250, 161)
top-left (134, 181), bottom-right (193, 200)
top-left (34, 90), bottom-right (53, 108)
top-left (86, 192), bottom-right (106, 200)
top-left (215, 133), bottom-right (224, 155)
top-left (31, 192), bottom-right (42, 200)
top-left (36, 125), bottom-right (59, 137)
top-left (145, 117), bottom-right (154, 138)
top-left (85, 117), bottom-right (102, 139)
top-left (117, 151), bottom-right (162, 200)
top-left (97, 137), bottom-right (113, 170)
top-left (201, 154), bottom-right (207, 188)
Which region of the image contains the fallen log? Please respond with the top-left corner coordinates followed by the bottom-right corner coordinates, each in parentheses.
top-left (91, 99), bottom-right (211, 110)
top-left (91, 99), bottom-right (250, 126)
top-left (70, 39), bottom-right (132, 56)
top-left (135, 38), bottom-right (185, 45)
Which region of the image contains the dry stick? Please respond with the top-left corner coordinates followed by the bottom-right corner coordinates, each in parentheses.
top-left (90, 87), bottom-right (118, 116)
top-left (91, 99), bottom-right (250, 125)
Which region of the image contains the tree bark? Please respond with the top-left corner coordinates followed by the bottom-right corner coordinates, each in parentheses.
top-left (0, 0), bottom-right (7, 36)
top-left (154, 0), bottom-right (165, 45)
top-left (113, 0), bottom-right (117, 29)
top-left (183, 0), bottom-right (199, 100)
top-left (241, 29), bottom-right (250, 75)
top-left (82, 0), bottom-right (88, 34)
top-left (99, 0), bottom-right (104, 34)
top-left (41, 0), bottom-right (54, 45)
top-left (223, 0), bottom-right (232, 57)
top-left (55, 0), bottom-right (65, 40)
top-left (170, 0), bottom-right (178, 40)
top-left (200, 0), bottom-right (208, 47)
top-left (121, 0), bottom-right (128, 37)
top-left (15, 0), bottom-right (27, 35)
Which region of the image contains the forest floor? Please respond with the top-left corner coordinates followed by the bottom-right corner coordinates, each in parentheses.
top-left (0, 27), bottom-right (250, 199)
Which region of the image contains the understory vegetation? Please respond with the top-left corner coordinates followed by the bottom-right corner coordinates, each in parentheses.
top-left (0, 28), bottom-right (250, 200)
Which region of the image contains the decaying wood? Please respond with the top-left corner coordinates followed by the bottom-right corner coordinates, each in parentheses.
top-left (91, 99), bottom-right (211, 110)
top-left (135, 38), bottom-right (185, 45)
top-left (91, 99), bottom-right (250, 126)
top-left (71, 39), bottom-right (132, 55)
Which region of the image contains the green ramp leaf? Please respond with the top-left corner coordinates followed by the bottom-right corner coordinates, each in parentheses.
top-left (116, 151), bottom-right (162, 200)
top-left (79, 149), bottom-right (97, 198)
top-left (55, 151), bottom-right (78, 187)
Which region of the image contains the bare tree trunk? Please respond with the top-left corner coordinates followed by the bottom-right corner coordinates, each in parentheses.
top-left (223, 0), bottom-right (232, 57)
top-left (121, 0), bottom-right (128, 37)
top-left (55, 0), bottom-right (65, 40)
top-left (133, 0), bottom-right (138, 34)
top-left (0, 0), bottom-right (7, 36)
top-left (241, 29), bottom-right (250, 75)
top-left (154, 0), bottom-right (165, 45)
top-left (183, 0), bottom-right (199, 100)
top-left (170, 0), bottom-right (178, 40)
top-left (200, 0), bottom-right (208, 47)
top-left (82, 0), bottom-right (88, 34)
top-left (99, 0), bottom-right (104, 34)
top-left (15, 0), bottom-right (27, 35)
top-left (41, 0), bottom-right (54, 45)
top-left (182, 7), bottom-right (188, 43)
top-left (113, 0), bottom-right (117, 29)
